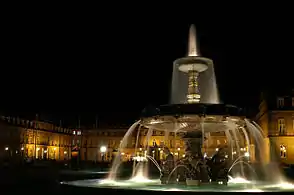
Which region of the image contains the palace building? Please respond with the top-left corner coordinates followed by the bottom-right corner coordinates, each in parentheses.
top-left (0, 115), bottom-right (74, 161)
top-left (79, 126), bottom-right (233, 163)
top-left (256, 89), bottom-right (294, 165)
top-left (0, 116), bottom-right (245, 163)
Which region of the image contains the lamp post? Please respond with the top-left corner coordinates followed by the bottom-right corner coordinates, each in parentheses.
top-left (44, 150), bottom-right (47, 160)
top-left (53, 147), bottom-right (56, 160)
top-left (21, 147), bottom-right (24, 158)
top-left (36, 147), bottom-right (40, 159)
top-left (100, 146), bottom-right (107, 162)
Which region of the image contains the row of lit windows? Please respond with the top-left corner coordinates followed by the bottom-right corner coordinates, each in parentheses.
top-left (1, 116), bottom-right (74, 134)
top-left (277, 97), bottom-right (294, 108)
top-left (87, 130), bottom-right (185, 137)
top-left (72, 130), bottom-right (82, 135)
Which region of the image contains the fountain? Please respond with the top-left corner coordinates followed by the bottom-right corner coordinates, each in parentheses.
top-left (62, 25), bottom-right (294, 192)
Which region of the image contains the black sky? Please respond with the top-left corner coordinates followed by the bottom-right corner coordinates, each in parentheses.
top-left (1, 10), bottom-right (294, 125)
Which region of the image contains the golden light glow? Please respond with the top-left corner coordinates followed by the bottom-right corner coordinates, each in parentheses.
top-left (187, 70), bottom-right (200, 103)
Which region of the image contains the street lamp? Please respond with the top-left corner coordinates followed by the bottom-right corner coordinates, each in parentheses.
top-left (64, 151), bottom-right (68, 160)
top-left (100, 146), bottom-right (107, 162)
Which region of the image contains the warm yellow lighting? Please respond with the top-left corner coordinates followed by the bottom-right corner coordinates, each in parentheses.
top-left (121, 152), bottom-right (125, 155)
top-left (64, 151), bottom-right (67, 154)
top-left (37, 148), bottom-right (40, 151)
top-left (21, 147), bottom-right (24, 151)
top-left (53, 148), bottom-right (56, 151)
top-left (133, 156), bottom-right (147, 162)
top-left (182, 154), bottom-right (185, 157)
top-left (139, 148), bottom-right (142, 151)
top-left (187, 70), bottom-right (200, 103)
top-left (44, 150), bottom-right (47, 153)
top-left (152, 150), bottom-right (155, 153)
top-left (177, 147), bottom-right (180, 151)
top-left (244, 152), bottom-right (249, 157)
top-left (175, 152), bottom-right (178, 155)
top-left (158, 148), bottom-right (161, 151)
top-left (215, 148), bottom-right (219, 151)
top-left (5, 147), bottom-right (8, 151)
top-left (100, 146), bottom-right (107, 153)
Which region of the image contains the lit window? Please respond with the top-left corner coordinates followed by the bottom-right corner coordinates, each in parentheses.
top-left (280, 145), bottom-right (287, 158)
top-left (73, 131), bottom-right (76, 135)
top-left (77, 131), bottom-right (81, 135)
top-left (278, 118), bottom-right (286, 135)
top-left (277, 97), bottom-right (284, 108)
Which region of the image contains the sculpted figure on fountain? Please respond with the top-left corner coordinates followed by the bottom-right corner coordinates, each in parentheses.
top-left (160, 146), bottom-right (175, 184)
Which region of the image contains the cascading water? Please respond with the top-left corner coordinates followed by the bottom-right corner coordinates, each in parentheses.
top-left (108, 120), bottom-right (141, 180)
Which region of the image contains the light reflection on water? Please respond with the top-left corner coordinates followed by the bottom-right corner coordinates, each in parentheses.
top-left (62, 176), bottom-right (294, 192)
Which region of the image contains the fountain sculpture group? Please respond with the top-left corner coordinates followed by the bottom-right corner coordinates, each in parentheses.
top-left (160, 131), bottom-right (228, 185)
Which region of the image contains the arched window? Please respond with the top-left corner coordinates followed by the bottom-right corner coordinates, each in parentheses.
top-left (280, 145), bottom-right (287, 158)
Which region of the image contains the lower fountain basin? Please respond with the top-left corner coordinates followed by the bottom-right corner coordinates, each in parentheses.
top-left (186, 179), bottom-right (200, 186)
top-left (61, 178), bottom-right (294, 192)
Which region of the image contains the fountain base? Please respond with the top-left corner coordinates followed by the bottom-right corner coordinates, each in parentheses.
top-left (186, 179), bottom-right (200, 186)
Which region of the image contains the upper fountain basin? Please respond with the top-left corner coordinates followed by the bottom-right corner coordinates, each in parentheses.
top-left (174, 56), bottom-right (212, 73)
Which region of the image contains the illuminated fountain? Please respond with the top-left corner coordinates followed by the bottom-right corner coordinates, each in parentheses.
top-left (62, 25), bottom-right (294, 192)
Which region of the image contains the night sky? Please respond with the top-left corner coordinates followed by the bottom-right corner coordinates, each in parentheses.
top-left (1, 11), bottom-right (293, 126)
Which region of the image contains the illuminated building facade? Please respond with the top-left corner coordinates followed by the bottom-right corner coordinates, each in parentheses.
top-left (80, 125), bottom-right (234, 163)
top-left (0, 117), bottom-right (248, 164)
top-left (0, 115), bottom-right (73, 161)
top-left (256, 89), bottom-right (294, 165)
